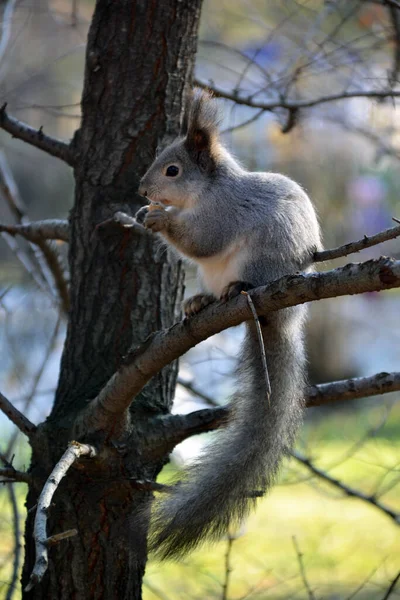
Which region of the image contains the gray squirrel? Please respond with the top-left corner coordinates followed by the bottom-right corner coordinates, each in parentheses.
top-left (136, 89), bottom-right (322, 560)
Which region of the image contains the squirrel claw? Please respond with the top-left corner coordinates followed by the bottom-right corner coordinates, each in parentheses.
top-left (183, 294), bottom-right (215, 317)
top-left (220, 281), bottom-right (253, 302)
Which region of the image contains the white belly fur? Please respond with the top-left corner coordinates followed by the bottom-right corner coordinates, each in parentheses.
top-left (196, 238), bottom-right (249, 297)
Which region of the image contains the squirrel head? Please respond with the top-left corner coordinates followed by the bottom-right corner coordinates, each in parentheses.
top-left (139, 89), bottom-right (222, 209)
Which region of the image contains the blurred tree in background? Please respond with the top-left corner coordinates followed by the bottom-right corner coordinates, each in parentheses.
top-left (1, 1), bottom-right (400, 598)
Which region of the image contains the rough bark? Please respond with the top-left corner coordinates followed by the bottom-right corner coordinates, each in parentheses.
top-left (21, 1), bottom-right (202, 598)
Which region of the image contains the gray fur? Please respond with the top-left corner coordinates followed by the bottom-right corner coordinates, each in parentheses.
top-left (137, 89), bottom-right (322, 559)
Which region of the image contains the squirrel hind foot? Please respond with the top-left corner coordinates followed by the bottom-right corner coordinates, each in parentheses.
top-left (183, 293), bottom-right (215, 317)
top-left (220, 280), bottom-right (253, 302)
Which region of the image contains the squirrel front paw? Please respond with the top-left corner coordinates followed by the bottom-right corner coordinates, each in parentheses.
top-left (184, 294), bottom-right (215, 317)
top-left (143, 206), bottom-right (170, 232)
top-left (220, 281), bottom-right (253, 302)
top-left (135, 206), bottom-right (149, 225)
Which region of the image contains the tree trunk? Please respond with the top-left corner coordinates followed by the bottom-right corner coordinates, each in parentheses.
top-left (21, 1), bottom-right (202, 597)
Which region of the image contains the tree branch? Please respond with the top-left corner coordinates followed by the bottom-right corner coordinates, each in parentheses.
top-left (0, 104), bottom-right (74, 165)
top-left (0, 467), bottom-right (32, 485)
top-left (25, 441), bottom-right (96, 592)
top-left (6, 484), bottom-right (21, 600)
top-left (292, 537), bottom-right (316, 600)
top-left (195, 79), bottom-right (400, 112)
top-left (79, 257), bottom-right (400, 434)
top-left (158, 370), bottom-right (400, 445)
top-left (40, 217), bottom-right (400, 265)
top-left (314, 224), bottom-right (400, 262)
top-left (292, 451), bottom-right (400, 526)
top-left (0, 219), bottom-right (69, 242)
top-left (179, 370), bottom-right (400, 411)
top-left (380, 570), bottom-right (400, 600)
top-left (0, 153), bottom-right (70, 312)
top-left (0, 392), bottom-right (37, 438)
top-left (307, 371), bottom-right (400, 407)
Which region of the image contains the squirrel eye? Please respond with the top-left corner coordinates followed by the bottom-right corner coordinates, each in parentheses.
top-left (166, 165), bottom-right (179, 177)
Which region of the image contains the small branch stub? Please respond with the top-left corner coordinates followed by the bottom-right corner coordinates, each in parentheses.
top-left (25, 441), bottom-right (96, 592)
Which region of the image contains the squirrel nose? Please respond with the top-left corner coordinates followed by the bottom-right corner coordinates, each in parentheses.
top-left (138, 185), bottom-right (147, 198)
top-left (138, 179), bottom-right (147, 197)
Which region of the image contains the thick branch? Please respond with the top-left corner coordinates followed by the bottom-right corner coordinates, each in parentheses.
top-left (0, 220), bottom-right (70, 242)
top-left (314, 224), bottom-right (400, 262)
top-left (0, 392), bottom-right (37, 438)
top-left (195, 80), bottom-right (400, 111)
top-left (25, 442), bottom-right (96, 592)
top-left (0, 104), bottom-right (74, 165)
top-left (80, 257), bottom-right (400, 434)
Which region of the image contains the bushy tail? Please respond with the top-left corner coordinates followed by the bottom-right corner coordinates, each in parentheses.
top-left (149, 306), bottom-right (307, 560)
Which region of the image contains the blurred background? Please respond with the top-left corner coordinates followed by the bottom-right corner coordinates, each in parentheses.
top-left (1, 0), bottom-right (400, 598)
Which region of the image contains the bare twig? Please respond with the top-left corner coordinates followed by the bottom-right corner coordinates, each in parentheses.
top-left (292, 452), bottom-right (400, 526)
top-left (241, 291), bottom-right (271, 406)
top-left (307, 371), bottom-right (400, 407)
top-left (0, 467), bottom-right (32, 484)
top-left (0, 392), bottom-right (36, 438)
top-left (5, 313), bottom-right (61, 457)
top-left (0, 219), bottom-right (69, 242)
top-left (292, 537), bottom-right (316, 600)
top-left (1, 231), bottom-right (50, 296)
top-left (165, 370), bottom-right (400, 448)
top-left (314, 224), bottom-right (400, 262)
top-left (221, 533), bottom-right (235, 600)
top-left (80, 256), bottom-right (400, 434)
top-left (25, 441), bottom-right (96, 592)
top-left (180, 371), bottom-right (400, 410)
top-left (6, 485), bottom-right (20, 600)
top-left (177, 378), bottom-right (220, 406)
top-left (195, 79), bottom-right (400, 112)
top-left (34, 240), bottom-right (70, 313)
top-left (380, 570), bottom-right (400, 600)
top-left (0, 104), bottom-right (74, 165)
top-left (222, 108), bottom-right (265, 134)
top-left (0, 154), bottom-right (70, 312)
top-left (346, 564), bottom-right (380, 600)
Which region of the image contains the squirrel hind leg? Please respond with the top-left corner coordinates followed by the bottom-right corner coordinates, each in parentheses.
top-left (184, 293), bottom-right (215, 317)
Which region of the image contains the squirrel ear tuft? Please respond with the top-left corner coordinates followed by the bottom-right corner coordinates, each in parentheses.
top-left (184, 88), bottom-right (221, 171)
